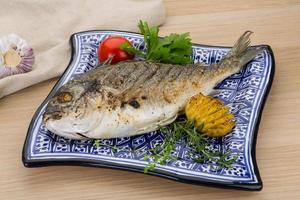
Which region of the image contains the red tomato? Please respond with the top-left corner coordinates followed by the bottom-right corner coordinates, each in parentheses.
top-left (97, 36), bottom-right (134, 64)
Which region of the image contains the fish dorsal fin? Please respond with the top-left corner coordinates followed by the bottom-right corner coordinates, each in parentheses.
top-left (96, 55), bottom-right (114, 68)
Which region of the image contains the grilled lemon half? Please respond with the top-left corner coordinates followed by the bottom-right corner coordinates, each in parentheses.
top-left (185, 93), bottom-right (235, 137)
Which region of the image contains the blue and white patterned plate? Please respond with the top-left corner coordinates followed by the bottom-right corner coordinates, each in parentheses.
top-left (22, 30), bottom-right (275, 191)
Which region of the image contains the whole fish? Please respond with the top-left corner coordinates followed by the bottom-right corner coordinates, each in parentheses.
top-left (43, 31), bottom-right (262, 139)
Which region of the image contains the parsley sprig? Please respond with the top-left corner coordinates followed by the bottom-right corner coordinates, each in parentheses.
top-left (121, 20), bottom-right (193, 65)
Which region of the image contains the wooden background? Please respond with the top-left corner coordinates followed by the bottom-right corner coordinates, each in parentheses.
top-left (1, 0), bottom-right (299, 199)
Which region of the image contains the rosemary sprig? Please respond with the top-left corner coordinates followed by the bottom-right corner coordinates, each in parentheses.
top-left (94, 140), bottom-right (118, 153)
top-left (93, 120), bottom-right (238, 173)
top-left (143, 124), bottom-right (181, 173)
top-left (144, 120), bottom-right (238, 172)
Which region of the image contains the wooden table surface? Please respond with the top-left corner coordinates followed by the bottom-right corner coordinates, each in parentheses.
top-left (1, 0), bottom-right (300, 199)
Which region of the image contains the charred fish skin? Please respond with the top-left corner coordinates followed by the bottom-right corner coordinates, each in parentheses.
top-left (43, 31), bottom-right (263, 139)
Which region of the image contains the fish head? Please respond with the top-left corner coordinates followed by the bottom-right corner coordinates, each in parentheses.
top-left (43, 80), bottom-right (102, 139)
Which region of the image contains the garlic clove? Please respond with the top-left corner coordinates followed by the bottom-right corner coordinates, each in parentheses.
top-left (4, 48), bottom-right (22, 67)
top-left (0, 34), bottom-right (34, 79)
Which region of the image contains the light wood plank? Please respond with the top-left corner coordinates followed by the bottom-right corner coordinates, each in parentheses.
top-left (1, 0), bottom-right (300, 199)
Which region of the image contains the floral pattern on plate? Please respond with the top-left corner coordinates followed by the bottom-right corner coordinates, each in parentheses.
top-left (23, 30), bottom-right (275, 191)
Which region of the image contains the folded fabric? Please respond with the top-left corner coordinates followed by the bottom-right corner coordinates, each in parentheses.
top-left (0, 0), bottom-right (165, 98)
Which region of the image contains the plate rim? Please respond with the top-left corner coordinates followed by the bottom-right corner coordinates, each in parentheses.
top-left (22, 30), bottom-right (276, 191)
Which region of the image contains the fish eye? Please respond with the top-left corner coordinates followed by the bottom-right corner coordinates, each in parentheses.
top-left (57, 92), bottom-right (73, 103)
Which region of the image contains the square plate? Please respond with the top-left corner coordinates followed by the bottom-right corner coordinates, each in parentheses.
top-left (22, 30), bottom-right (275, 191)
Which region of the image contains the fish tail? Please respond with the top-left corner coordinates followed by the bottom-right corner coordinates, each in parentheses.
top-left (201, 31), bottom-right (264, 96)
top-left (223, 31), bottom-right (264, 69)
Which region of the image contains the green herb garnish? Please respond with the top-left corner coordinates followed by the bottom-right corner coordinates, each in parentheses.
top-left (93, 120), bottom-right (238, 173)
top-left (143, 124), bottom-right (182, 173)
top-left (144, 120), bottom-right (238, 172)
top-left (120, 20), bottom-right (193, 65)
top-left (94, 140), bottom-right (118, 153)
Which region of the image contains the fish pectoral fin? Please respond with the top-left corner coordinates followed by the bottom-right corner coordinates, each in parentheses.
top-left (135, 114), bottom-right (178, 134)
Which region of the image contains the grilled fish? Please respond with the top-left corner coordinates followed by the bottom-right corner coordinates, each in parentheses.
top-left (43, 31), bottom-right (263, 139)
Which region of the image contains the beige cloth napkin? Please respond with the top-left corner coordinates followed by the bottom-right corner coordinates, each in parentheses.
top-left (0, 0), bottom-right (165, 98)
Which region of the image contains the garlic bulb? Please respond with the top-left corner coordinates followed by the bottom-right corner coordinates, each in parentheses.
top-left (0, 34), bottom-right (34, 79)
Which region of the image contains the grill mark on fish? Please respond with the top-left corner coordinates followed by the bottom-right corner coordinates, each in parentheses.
top-left (177, 65), bottom-right (194, 80)
top-left (135, 64), bottom-right (174, 104)
top-left (89, 65), bottom-right (118, 86)
top-left (161, 65), bottom-right (202, 104)
top-left (192, 65), bottom-right (209, 82)
top-left (100, 62), bottom-right (150, 109)
top-left (130, 64), bottom-right (153, 86)
top-left (128, 64), bottom-right (160, 100)
top-left (133, 62), bottom-right (159, 88)
top-left (91, 65), bottom-right (116, 85)
top-left (117, 63), bottom-right (137, 80)
top-left (102, 64), bottom-right (130, 87)
top-left (110, 66), bottom-right (136, 90)
top-left (145, 63), bottom-right (160, 79)
top-left (184, 66), bottom-right (201, 84)
top-left (119, 62), bottom-right (140, 90)
top-left (162, 65), bottom-right (183, 85)
top-left (87, 79), bottom-right (101, 93)
top-left (150, 64), bottom-right (173, 86)
top-left (80, 64), bottom-right (115, 83)
top-left (120, 62), bottom-right (149, 93)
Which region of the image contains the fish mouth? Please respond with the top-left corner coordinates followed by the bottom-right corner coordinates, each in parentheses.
top-left (44, 119), bottom-right (87, 140)
top-left (43, 111), bottom-right (102, 140)
top-left (43, 110), bottom-right (84, 139)
top-left (43, 111), bottom-right (63, 122)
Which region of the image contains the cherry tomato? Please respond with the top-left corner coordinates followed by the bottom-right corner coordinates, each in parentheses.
top-left (97, 36), bottom-right (134, 64)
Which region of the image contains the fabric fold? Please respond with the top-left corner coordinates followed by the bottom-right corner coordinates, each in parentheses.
top-left (0, 0), bottom-right (165, 98)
